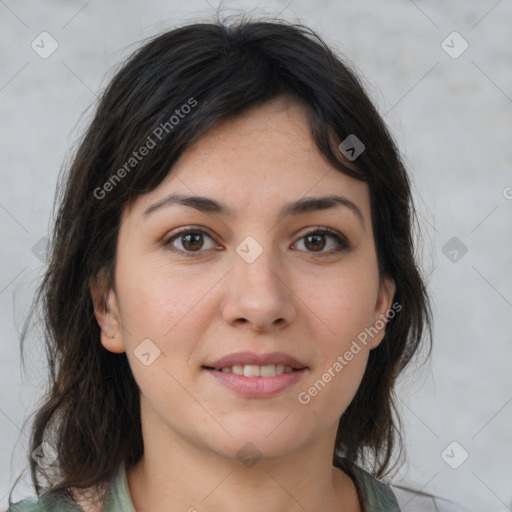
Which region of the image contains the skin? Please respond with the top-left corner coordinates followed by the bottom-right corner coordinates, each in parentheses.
top-left (91, 96), bottom-right (395, 512)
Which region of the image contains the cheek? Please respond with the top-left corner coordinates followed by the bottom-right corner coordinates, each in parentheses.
top-left (309, 269), bottom-right (380, 346)
top-left (299, 264), bottom-right (378, 406)
top-left (294, 348), bottom-right (370, 440)
top-left (114, 252), bottom-right (214, 342)
top-left (113, 254), bottom-right (219, 398)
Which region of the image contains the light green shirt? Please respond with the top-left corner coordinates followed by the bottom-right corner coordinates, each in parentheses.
top-left (7, 462), bottom-right (401, 511)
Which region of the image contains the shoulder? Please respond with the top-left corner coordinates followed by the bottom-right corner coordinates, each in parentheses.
top-left (5, 490), bottom-right (83, 512)
top-left (347, 463), bottom-right (401, 511)
top-left (335, 459), bottom-right (468, 512)
top-left (390, 485), bottom-right (470, 512)
top-left (6, 464), bottom-right (132, 512)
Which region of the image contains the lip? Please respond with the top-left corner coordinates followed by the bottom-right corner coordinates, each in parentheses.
top-left (203, 351), bottom-right (307, 370)
top-left (204, 367), bottom-right (308, 398)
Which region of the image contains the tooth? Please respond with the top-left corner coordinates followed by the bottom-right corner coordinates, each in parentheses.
top-left (232, 365), bottom-right (244, 375)
top-left (215, 364), bottom-right (296, 376)
top-left (243, 365), bottom-right (260, 377)
top-left (260, 364), bottom-right (276, 377)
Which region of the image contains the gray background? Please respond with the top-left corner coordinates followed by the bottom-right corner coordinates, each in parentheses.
top-left (1, 0), bottom-right (511, 510)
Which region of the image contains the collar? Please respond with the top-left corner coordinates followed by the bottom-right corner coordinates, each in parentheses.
top-left (102, 461), bottom-right (400, 512)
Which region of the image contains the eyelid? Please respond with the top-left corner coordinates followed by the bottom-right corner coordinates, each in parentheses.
top-left (295, 225), bottom-right (348, 242)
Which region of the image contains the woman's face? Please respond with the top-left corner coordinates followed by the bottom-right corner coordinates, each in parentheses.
top-left (95, 97), bottom-right (395, 462)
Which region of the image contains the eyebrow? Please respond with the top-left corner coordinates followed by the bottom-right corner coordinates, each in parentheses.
top-left (143, 193), bottom-right (365, 231)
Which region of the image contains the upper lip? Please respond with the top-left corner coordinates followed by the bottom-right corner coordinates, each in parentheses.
top-left (203, 351), bottom-right (308, 370)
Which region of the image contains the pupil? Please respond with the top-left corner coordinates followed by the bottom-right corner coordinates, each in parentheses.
top-left (306, 234), bottom-right (325, 251)
top-left (183, 233), bottom-right (203, 251)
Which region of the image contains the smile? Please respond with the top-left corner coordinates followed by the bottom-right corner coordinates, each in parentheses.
top-left (202, 366), bottom-right (308, 397)
top-left (203, 363), bottom-right (297, 377)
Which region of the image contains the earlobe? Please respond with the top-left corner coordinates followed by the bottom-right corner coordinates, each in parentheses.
top-left (99, 322), bottom-right (125, 353)
top-left (369, 276), bottom-right (396, 349)
top-left (89, 272), bottom-right (126, 354)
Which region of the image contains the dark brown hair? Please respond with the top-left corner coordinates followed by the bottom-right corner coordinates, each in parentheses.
top-left (10, 13), bottom-right (432, 506)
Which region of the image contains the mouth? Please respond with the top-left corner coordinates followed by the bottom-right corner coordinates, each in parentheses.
top-left (202, 351), bottom-right (309, 397)
top-left (202, 351), bottom-right (308, 376)
top-left (202, 364), bottom-right (305, 377)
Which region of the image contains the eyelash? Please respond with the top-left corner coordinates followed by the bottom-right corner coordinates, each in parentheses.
top-left (163, 226), bottom-right (350, 257)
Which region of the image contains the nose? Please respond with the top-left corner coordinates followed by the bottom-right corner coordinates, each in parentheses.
top-left (221, 241), bottom-right (297, 332)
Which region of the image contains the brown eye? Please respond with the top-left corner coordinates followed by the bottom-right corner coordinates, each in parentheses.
top-left (294, 228), bottom-right (350, 254)
top-left (304, 233), bottom-right (327, 252)
top-left (165, 229), bottom-right (217, 256)
top-left (180, 232), bottom-right (204, 251)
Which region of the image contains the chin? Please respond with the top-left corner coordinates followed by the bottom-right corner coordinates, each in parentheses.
top-left (206, 422), bottom-right (310, 462)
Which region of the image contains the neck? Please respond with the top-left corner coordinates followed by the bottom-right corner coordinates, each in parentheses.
top-left (126, 416), bottom-right (362, 512)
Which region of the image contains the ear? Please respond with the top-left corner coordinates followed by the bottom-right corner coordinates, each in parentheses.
top-left (89, 269), bottom-right (126, 354)
top-left (369, 275), bottom-right (396, 350)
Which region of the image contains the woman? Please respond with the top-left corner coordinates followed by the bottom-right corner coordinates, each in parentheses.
top-left (7, 15), bottom-right (464, 512)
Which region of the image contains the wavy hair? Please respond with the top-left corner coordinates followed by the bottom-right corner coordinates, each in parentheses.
top-left (10, 13), bottom-right (433, 507)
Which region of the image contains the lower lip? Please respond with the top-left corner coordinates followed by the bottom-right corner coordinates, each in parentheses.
top-left (203, 368), bottom-right (308, 398)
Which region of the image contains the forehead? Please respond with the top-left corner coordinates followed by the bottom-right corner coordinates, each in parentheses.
top-left (127, 97), bottom-right (371, 225)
